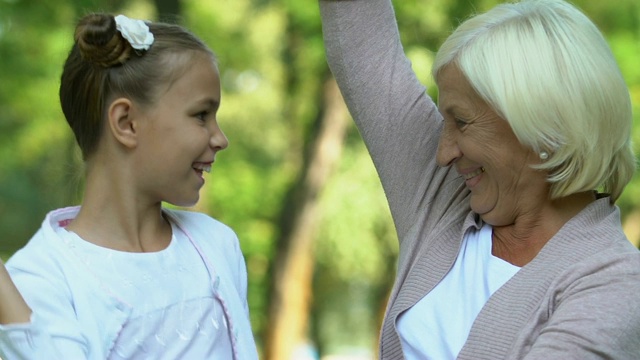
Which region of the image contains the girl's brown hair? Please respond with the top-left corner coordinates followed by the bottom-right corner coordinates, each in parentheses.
top-left (59, 13), bottom-right (215, 159)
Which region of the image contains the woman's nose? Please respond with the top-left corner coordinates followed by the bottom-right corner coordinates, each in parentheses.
top-left (436, 122), bottom-right (461, 167)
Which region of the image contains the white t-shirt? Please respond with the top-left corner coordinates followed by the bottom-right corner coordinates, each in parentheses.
top-left (397, 224), bottom-right (520, 359)
top-left (56, 222), bottom-right (234, 359)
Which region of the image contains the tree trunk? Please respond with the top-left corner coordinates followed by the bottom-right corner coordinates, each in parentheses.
top-left (264, 77), bottom-right (349, 360)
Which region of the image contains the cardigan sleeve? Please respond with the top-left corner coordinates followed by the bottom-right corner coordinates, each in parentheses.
top-left (319, 0), bottom-right (455, 240)
top-left (523, 252), bottom-right (640, 359)
top-left (0, 314), bottom-right (86, 360)
top-left (0, 252), bottom-right (90, 360)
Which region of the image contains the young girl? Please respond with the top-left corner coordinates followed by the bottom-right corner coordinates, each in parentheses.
top-left (0, 13), bottom-right (258, 359)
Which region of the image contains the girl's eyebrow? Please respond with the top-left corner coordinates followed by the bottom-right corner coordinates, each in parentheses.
top-left (196, 98), bottom-right (220, 112)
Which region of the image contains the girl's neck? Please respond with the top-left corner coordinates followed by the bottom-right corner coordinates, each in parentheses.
top-left (67, 166), bottom-right (172, 253)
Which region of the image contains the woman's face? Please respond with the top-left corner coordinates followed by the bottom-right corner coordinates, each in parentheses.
top-left (435, 64), bottom-right (549, 226)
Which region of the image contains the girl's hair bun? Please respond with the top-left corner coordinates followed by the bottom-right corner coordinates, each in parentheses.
top-left (74, 13), bottom-right (132, 67)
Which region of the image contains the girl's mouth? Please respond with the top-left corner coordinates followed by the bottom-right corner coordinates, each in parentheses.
top-left (192, 163), bottom-right (212, 173)
top-left (192, 162), bottom-right (212, 179)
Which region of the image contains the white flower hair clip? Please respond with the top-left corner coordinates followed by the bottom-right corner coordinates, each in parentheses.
top-left (114, 14), bottom-right (154, 51)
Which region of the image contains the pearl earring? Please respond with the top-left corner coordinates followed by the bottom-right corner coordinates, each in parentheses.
top-left (539, 151), bottom-right (549, 160)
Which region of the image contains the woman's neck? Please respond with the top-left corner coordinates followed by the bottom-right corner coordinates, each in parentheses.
top-left (491, 191), bottom-right (597, 266)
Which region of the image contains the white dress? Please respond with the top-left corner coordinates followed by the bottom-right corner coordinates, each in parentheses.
top-left (57, 223), bottom-right (234, 359)
top-left (0, 207), bottom-right (258, 360)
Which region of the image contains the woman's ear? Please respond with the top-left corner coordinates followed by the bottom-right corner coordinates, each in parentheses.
top-left (107, 98), bottom-right (138, 149)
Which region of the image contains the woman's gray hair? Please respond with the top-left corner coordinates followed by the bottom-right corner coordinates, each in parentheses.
top-left (432, 0), bottom-right (635, 202)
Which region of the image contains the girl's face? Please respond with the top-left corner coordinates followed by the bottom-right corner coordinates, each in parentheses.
top-left (134, 53), bottom-right (228, 207)
top-left (435, 64), bottom-right (549, 226)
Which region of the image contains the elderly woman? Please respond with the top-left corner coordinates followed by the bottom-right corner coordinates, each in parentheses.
top-left (320, 0), bottom-right (640, 359)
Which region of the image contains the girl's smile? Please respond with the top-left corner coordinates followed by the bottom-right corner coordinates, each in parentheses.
top-left (192, 161), bottom-right (213, 181)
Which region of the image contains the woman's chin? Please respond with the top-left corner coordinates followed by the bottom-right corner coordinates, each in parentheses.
top-left (470, 199), bottom-right (503, 225)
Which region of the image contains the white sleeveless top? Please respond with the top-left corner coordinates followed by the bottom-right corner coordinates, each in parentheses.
top-left (397, 224), bottom-right (520, 359)
top-left (56, 222), bottom-right (234, 359)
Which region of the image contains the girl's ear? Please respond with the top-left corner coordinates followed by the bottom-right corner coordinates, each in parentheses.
top-left (107, 98), bottom-right (138, 149)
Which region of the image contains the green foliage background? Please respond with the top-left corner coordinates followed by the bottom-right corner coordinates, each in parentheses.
top-left (0, 0), bottom-right (638, 357)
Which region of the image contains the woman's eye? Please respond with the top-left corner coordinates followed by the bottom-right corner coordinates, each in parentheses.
top-left (454, 118), bottom-right (468, 128)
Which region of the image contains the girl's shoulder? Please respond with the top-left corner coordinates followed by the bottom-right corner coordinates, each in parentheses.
top-left (163, 208), bottom-right (241, 259)
top-left (7, 209), bottom-right (74, 273)
top-left (164, 209), bottom-right (248, 292)
top-left (163, 208), bottom-right (236, 238)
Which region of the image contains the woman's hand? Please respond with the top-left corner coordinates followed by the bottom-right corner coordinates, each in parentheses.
top-left (0, 259), bottom-right (32, 324)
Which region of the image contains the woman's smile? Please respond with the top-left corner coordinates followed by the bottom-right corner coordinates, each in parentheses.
top-left (462, 167), bottom-right (485, 188)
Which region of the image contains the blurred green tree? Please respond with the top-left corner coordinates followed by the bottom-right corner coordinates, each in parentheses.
top-left (0, 0), bottom-right (638, 359)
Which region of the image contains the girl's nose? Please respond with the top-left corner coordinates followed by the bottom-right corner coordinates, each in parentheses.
top-left (210, 122), bottom-right (229, 151)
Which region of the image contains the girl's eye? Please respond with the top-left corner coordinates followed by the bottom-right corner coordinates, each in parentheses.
top-left (195, 111), bottom-right (209, 121)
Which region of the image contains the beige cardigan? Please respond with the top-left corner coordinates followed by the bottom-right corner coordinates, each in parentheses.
top-left (320, 0), bottom-right (640, 358)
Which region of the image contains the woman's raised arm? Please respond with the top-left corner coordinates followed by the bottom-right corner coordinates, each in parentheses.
top-left (320, 0), bottom-right (456, 239)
